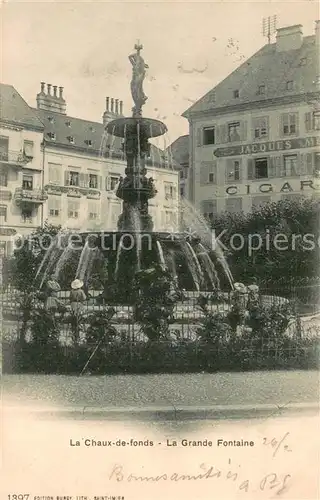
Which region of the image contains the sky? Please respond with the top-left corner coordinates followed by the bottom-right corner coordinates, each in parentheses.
top-left (1, 0), bottom-right (319, 145)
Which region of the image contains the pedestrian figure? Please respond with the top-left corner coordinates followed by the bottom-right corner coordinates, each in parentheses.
top-left (228, 282), bottom-right (248, 333)
top-left (70, 279), bottom-right (87, 314)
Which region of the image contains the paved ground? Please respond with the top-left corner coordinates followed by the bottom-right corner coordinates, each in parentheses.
top-left (3, 370), bottom-right (319, 410)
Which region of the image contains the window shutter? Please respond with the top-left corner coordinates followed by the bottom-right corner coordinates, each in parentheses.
top-left (215, 125), bottom-right (221, 144)
top-left (196, 127), bottom-right (203, 147)
top-left (305, 112), bottom-right (312, 132)
top-left (225, 159), bottom-right (233, 182)
top-left (277, 156), bottom-right (285, 177)
top-left (240, 121), bottom-right (247, 141)
top-left (279, 114), bottom-right (285, 137)
top-left (84, 174), bottom-right (89, 188)
top-left (305, 153), bottom-right (313, 175)
top-left (98, 175), bottom-right (102, 189)
top-left (247, 158), bottom-right (254, 180)
top-left (220, 124), bottom-right (228, 144)
top-left (64, 170), bottom-right (69, 186)
top-left (268, 157), bottom-right (275, 177)
top-left (295, 154), bottom-right (301, 176)
top-left (200, 162), bottom-right (210, 185)
top-left (212, 161), bottom-right (217, 184)
top-left (79, 173), bottom-right (85, 187)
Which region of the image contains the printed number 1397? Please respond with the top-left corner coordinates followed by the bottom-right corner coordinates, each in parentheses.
top-left (8, 495), bottom-right (29, 500)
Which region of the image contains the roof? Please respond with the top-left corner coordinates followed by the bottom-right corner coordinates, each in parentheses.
top-left (183, 34), bottom-right (320, 117)
top-left (34, 107), bottom-right (179, 170)
top-left (167, 134), bottom-right (189, 166)
top-left (0, 83), bottom-right (44, 130)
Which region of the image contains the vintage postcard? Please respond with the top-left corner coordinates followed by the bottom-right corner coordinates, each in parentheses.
top-left (1, 1), bottom-right (319, 499)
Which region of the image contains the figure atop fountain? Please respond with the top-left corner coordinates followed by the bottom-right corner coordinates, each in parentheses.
top-left (129, 42), bottom-right (149, 117)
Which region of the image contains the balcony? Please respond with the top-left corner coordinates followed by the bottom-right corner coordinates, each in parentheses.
top-left (14, 188), bottom-right (48, 205)
top-left (0, 150), bottom-right (30, 167)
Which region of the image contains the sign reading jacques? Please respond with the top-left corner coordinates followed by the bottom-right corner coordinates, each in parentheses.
top-left (214, 136), bottom-right (320, 157)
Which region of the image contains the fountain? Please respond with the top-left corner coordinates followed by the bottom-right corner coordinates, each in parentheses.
top-left (35, 43), bottom-right (234, 305)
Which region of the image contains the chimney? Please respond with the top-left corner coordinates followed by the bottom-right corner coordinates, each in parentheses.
top-left (36, 82), bottom-right (67, 114)
top-left (120, 100), bottom-right (123, 115)
top-left (315, 20), bottom-right (320, 47)
top-left (276, 24), bottom-right (303, 52)
top-left (103, 96), bottom-right (123, 126)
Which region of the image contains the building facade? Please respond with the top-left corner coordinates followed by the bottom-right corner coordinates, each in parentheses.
top-left (0, 84), bottom-right (47, 255)
top-left (0, 82), bottom-right (179, 255)
top-left (183, 23), bottom-right (320, 219)
top-left (166, 134), bottom-right (189, 198)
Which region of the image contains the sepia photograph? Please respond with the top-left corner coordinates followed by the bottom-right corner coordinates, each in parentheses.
top-left (1, 1), bottom-right (320, 498)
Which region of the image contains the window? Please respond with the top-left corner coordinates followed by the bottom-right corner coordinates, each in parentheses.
top-left (200, 161), bottom-right (217, 185)
top-left (48, 197), bottom-right (61, 218)
top-left (179, 170), bottom-right (184, 179)
top-left (233, 89), bottom-right (240, 98)
top-left (314, 153), bottom-right (320, 178)
top-left (201, 200), bottom-right (217, 221)
top-left (225, 198), bottom-right (242, 213)
top-left (106, 175), bottom-right (120, 191)
top-left (283, 155), bottom-right (298, 177)
top-left (66, 171), bottom-right (79, 186)
top-left (85, 139), bottom-right (93, 147)
top-left (203, 126), bottom-right (215, 145)
top-left (165, 211), bottom-right (177, 226)
top-left (226, 159), bottom-right (241, 182)
top-left (165, 183), bottom-right (177, 200)
top-left (258, 85), bottom-right (266, 95)
top-left (313, 112), bottom-right (320, 131)
top-left (67, 136), bottom-right (75, 144)
top-left (254, 158), bottom-right (268, 179)
top-left (252, 196), bottom-right (271, 209)
top-left (48, 117), bottom-right (55, 123)
top-left (22, 174), bottom-right (33, 190)
top-left (281, 113), bottom-right (298, 136)
top-left (286, 80), bottom-right (294, 91)
top-left (0, 205), bottom-right (7, 223)
top-left (253, 116), bottom-right (268, 139)
top-left (0, 136), bottom-right (9, 161)
top-left (47, 132), bottom-right (56, 140)
top-left (23, 140), bottom-right (34, 158)
top-left (228, 122), bottom-right (240, 142)
top-left (180, 186), bottom-right (185, 196)
top-left (21, 208), bottom-right (33, 223)
top-left (68, 200), bottom-right (80, 219)
top-left (89, 174), bottom-right (98, 189)
top-left (48, 163), bottom-right (61, 185)
top-left (65, 121), bottom-right (71, 127)
top-left (88, 202), bottom-right (99, 220)
top-left (300, 58), bottom-right (307, 66)
top-left (0, 171), bottom-right (8, 186)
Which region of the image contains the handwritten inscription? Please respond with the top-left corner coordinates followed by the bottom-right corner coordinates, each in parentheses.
top-left (263, 432), bottom-right (292, 457)
top-left (108, 462), bottom-right (291, 495)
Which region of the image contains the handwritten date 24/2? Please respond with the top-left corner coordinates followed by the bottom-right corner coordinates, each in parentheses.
top-left (263, 432), bottom-right (292, 457)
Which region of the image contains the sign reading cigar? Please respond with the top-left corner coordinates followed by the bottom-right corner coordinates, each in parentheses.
top-left (214, 136), bottom-right (320, 158)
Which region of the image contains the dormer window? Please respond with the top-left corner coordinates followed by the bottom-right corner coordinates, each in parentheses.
top-left (67, 136), bottom-right (75, 144)
top-left (89, 126), bottom-right (95, 132)
top-left (233, 89), bottom-right (240, 98)
top-left (47, 132), bottom-right (56, 140)
top-left (258, 85), bottom-right (266, 95)
top-left (286, 80), bottom-right (294, 91)
top-left (48, 116), bottom-right (55, 123)
top-left (85, 139), bottom-right (93, 147)
top-left (65, 121), bottom-right (71, 127)
top-left (300, 58), bottom-right (307, 66)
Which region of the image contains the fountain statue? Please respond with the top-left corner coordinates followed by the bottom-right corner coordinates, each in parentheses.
top-left (35, 44), bottom-right (234, 304)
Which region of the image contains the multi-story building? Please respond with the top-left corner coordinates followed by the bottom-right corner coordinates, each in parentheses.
top-left (0, 84), bottom-right (47, 255)
top-left (0, 82), bottom-right (179, 255)
top-left (166, 134), bottom-right (189, 197)
top-left (33, 83), bottom-right (179, 233)
top-left (182, 22), bottom-right (320, 219)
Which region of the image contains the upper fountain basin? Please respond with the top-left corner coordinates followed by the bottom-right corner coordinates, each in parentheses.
top-left (106, 117), bottom-right (168, 138)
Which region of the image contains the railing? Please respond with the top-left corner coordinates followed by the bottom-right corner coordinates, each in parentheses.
top-left (0, 150), bottom-right (29, 165)
top-left (14, 187), bottom-right (48, 204)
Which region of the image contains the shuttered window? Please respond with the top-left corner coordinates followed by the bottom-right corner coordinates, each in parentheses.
top-left (280, 113), bottom-right (298, 136)
top-left (225, 198), bottom-right (242, 213)
top-left (88, 201), bottom-right (100, 220)
top-left (49, 163), bottom-right (62, 185)
top-left (68, 200), bottom-right (80, 218)
top-left (48, 197), bottom-right (61, 217)
top-left (200, 161), bottom-right (217, 185)
top-left (225, 159), bottom-right (241, 182)
top-left (253, 116), bottom-right (269, 139)
top-left (305, 111), bottom-right (320, 132)
top-left (200, 200), bottom-right (217, 221)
